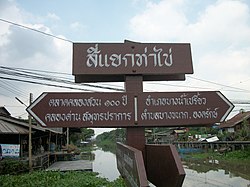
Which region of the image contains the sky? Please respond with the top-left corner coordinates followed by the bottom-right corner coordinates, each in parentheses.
top-left (0, 0), bottom-right (250, 136)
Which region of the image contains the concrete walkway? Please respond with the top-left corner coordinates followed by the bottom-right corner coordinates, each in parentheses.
top-left (46, 160), bottom-right (93, 172)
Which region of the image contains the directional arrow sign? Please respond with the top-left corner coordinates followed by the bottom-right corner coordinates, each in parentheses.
top-left (136, 91), bottom-right (234, 127)
top-left (26, 92), bottom-right (135, 128)
top-left (27, 91), bottom-right (234, 128)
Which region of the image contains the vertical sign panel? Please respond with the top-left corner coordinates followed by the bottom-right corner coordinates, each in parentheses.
top-left (117, 143), bottom-right (148, 187)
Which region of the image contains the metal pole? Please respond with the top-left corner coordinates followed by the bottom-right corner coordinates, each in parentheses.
top-left (15, 95), bottom-right (33, 171)
top-left (67, 128), bottom-right (69, 149)
top-left (28, 93), bottom-right (33, 171)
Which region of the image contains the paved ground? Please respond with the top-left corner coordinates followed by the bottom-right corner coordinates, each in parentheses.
top-left (46, 160), bottom-right (93, 171)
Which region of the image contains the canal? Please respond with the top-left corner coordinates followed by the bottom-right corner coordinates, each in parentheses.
top-left (90, 147), bottom-right (250, 187)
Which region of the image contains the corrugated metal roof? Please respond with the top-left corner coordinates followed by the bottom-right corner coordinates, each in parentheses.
top-left (0, 119), bottom-right (29, 134)
top-left (219, 111), bottom-right (250, 128)
top-left (0, 116), bottom-right (45, 132)
top-left (0, 116), bottom-right (63, 134)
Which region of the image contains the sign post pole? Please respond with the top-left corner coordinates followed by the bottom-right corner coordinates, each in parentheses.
top-left (26, 41), bottom-right (235, 187)
top-left (125, 76), bottom-right (146, 159)
top-left (28, 93), bottom-right (33, 171)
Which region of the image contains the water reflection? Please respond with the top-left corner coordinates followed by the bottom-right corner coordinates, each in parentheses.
top-left (92, 148), bottom-right (120, 181)
top-left (86, 148), bottom-right (250, 186)
top-left (182, 159), bottom-right (250, 187)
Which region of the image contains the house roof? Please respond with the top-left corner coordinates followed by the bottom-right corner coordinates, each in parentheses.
top-left (0, 107), bottom-right (11, 116)
top-left (0, 107), bottom-right (63, 135)
top-left (0, 119), bottom-right (29, 134)
top-left (0, 115), bottom-right (62, 134)
top-left (219, 111), bottom-right (250, 129)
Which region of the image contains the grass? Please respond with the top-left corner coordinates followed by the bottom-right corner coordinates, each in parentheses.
top-left (0, 171), bottom-right (125, 187)
top-left (187, 148), bottom-right (250, 163)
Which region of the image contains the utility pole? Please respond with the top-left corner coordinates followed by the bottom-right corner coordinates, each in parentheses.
top-left (15, 93), bottom-right (33, 171)
top-left (28, 93), bottom-right (33, 171)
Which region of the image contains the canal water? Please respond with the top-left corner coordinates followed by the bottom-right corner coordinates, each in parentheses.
top-left (90, 148), bottom-right (250, 187)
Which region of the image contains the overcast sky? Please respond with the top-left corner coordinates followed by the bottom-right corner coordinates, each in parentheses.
top-left (0, 0), bottom-right (250, 135)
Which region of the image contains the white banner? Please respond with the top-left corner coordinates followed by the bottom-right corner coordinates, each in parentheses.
top-left (0, 144), bottom-right (20, 158)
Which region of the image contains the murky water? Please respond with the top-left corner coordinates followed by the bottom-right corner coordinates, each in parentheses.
top-left (182, 159), bottom-right (250, 187)
top-left (90, 148), bottom-right (250, 187)
top-left (92, 149), bottom-right (120, 181)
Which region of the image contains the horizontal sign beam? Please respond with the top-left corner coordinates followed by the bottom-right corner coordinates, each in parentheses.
top-left (73, 41), bottom-right (193, 82)
top-left (27, 91), bottom-right (234, 128)
top-left (137, 91), bottom-right (234, 126)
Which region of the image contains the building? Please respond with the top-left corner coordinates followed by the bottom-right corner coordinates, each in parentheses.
top-left (219, 111), bottom-right (250, 133)
top-left (0, 107), bottom-right (64, 158)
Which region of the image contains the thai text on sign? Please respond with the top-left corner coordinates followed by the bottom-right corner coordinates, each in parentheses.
top-left (27, 91), bottom-right (233, 128)
top-left (73, 41), bottom-right (193, 82)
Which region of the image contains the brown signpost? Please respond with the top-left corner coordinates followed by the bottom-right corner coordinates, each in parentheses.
top-left (26, 92), bottom-right (135, 128)
top-left (27, 91), bottom-right (233, 128)
top-left (116, 143), bottom-right (148, 187)
top-left (73, 41), bottom-right (193, 82)
top-left (26, 41), bottom-right (235, 187)
top-left (137, 91), bottom-right (234, 126)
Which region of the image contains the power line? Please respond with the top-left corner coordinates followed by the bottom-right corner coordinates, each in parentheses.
top-left (0, 76), bottom-right (93, 92)
top-left (0, 80), bottom-right (27, 98)
top-left (0, 18), bottom-right (73, 43)
top-left (1, 19), bottom-right (249, 94)
top-left (0, 66), bottom-right (124, 91)
top-left (187, 76), bottom-right (250, 92)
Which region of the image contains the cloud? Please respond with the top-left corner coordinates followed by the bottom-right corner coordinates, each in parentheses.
top-left (47, 13), bottom-right (60, 21)
top-left (129, 0), bottom-right (250, 46)
top-left (129, 0), bottom-right (188, 41)
top-left (0, 1), bottom-right (72, 117)
top-left (130, 0), bottom-right (250, 114)
top-left (129, 0), bottom-right (250, 77)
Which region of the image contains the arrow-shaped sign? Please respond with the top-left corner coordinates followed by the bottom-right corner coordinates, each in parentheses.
top-left (27, 91), bottom-right (234, 128)
top-left (27, 92), bottom-right (135, 128)
top-left (137, 91), bottom-right (234, 127)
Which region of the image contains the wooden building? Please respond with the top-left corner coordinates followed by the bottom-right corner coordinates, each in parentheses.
top-left (0, 107), bottom-right (64, 158)
top-left (219, 111), bottom-right (250, 133)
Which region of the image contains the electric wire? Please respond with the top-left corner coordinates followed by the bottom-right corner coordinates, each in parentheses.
top-left (0, 18), bottom-right (73, 43)
top-left (0, 66), bottom-right (124, 91)
top-left (0, 80), bottom-right (28, 97)
top-left (0, 19), bottom-right (249, 110)
top-left (0, 76), bottom-right (93, 92)
top-left (187, 76), bottom-right (250, 92)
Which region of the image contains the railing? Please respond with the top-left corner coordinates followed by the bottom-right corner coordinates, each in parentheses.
top-left (173, 141), bottom-right (250, 152)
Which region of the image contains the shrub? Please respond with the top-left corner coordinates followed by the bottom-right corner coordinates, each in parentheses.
top-left (0, 159), bottom-right (29, 175)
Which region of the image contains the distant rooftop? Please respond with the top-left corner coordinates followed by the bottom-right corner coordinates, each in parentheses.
top-left (219, 111), bottom-right (250, 128)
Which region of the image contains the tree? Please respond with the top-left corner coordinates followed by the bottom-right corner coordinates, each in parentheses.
top-left (236, 119), bottom-right (250, 141)
top-left (70, 128), bottom-right (95, 144)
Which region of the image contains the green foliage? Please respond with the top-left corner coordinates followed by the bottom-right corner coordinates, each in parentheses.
top-left (235, 119), bottom-right (250, 141)
top-left (96, 128), bottom-right (125, 143)
top-left (95, 129), bottom-right (125, 152)
top-left (190, 148), bottom-right (250, 162)
top-left (70, 128), bottom-right (95, 145)
top-left (0, 171), bottom-right (125, 187)
top-left (223, 148), bottom-right (250, 160)
top-left (0, 159), bottom-right (29, 175)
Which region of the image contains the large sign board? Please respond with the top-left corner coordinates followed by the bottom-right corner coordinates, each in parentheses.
top-left (27, 92), bottom-right (135, 128)
top-left (116, 143), bottom-right (148, 187)
top-left (73, 41), bottom-right (193, 82)
top-left (137, 91), bottom-right (234, 126)
top-left (27, 91), bottom-right (233, 128)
